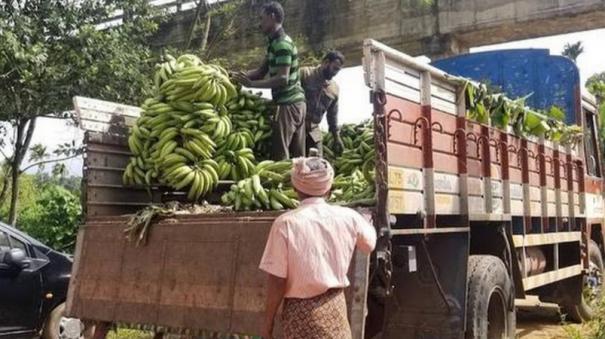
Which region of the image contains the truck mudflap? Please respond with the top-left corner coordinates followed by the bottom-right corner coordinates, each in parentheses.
top-left (65, 212), bottom-right (372, 338)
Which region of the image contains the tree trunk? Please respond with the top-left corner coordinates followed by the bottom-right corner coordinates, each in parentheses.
top-left (8, 117), bottom-right (37, 226)
top-left (200, 14), bottom-right (212, 54)
top-left (8, 157), bottom-right (19, 226)
top-left (0, 166), bottom-right (10, 205)
top-left (185, 0), bottom-right (209, 51)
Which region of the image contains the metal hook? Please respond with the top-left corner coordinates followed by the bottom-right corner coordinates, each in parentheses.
top-left (489, 138), bottom-right (500, 162)
top-left (557, 159), bottom-right (571, 177)
top-left (543, 155), bottom-right (554, 174)
top-left (466, 132), bottom-right (478, 157)
top-left (387, 109), bottom-right (403, 139)
top-left (431, 121), bottom-right (444, 133)
top-left (453, 129), bottom-right (466, 154)
top-left (477, 135), bottom-right (489, 158)
top-left (413, 117), bottom-right (430, 145)
top-left (388, 109), bottom-right (403, 122)
top-left (506, 145), bottom-right (519, 166)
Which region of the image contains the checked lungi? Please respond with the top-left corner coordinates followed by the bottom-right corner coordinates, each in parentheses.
top-left (281, 288), bottom-right (351, 339)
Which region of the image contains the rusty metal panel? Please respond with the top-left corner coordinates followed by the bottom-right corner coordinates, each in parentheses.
top-left (66, 214), bottom-right (371, 337)
top-left (83, 131), bottom-right (161, 217)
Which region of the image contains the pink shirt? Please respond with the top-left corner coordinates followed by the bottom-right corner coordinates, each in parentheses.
top-left (259, 197), bottom-right (377, 299)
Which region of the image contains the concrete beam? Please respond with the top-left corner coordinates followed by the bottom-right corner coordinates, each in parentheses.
top-left (152, 0), bottom-right (605, 64)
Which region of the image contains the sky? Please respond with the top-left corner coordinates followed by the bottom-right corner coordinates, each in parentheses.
top-left (14, 28), bottom-right (605, 176)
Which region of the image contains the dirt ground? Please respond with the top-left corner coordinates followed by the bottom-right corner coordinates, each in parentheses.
top-left (517, 314), bottom-right (576, 338)
top-left (516, 298), bottom-right (583, 338)
top-left (109, 298), bottom-right (585, 339)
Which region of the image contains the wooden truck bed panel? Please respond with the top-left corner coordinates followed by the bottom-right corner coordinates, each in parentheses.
top-left (83, 132), bottom-right (162, 217)
top-left (66, 213), bottom-right (370, 336)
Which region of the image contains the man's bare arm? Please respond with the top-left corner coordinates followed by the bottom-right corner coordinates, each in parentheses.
top-left (327, 96), bottom-right (339, 134)
top-left (246, 59), bottom-right (270, 81)
top-left (262, 273), bottom-right (287, 338)
top-left (249, 65), bottom-right (289, 89)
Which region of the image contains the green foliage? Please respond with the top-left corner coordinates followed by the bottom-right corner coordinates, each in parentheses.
top-left (562, 41), bottom-right (584, 63)
top-left (0, 170), bottom-right (81, 251)
top-left (19, 185), bottom-right (81, 252)
top-left (35, 172), bottom-right (81, 195)
top-left (0, 174), bottom-right (38, 219)
top-left (0, 0), bottom-right (160, 119)
top-left (587, 72), bottom-right (605, 99)
top-left (586, 72), bottom-right (605, 160)
top-left (0, 0), bottom-right (161, 224)
top-left (463, 82), bottom-right (583, 144)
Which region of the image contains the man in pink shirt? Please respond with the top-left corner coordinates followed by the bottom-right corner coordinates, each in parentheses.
top-left (259, 157), bottom-right (377, 339)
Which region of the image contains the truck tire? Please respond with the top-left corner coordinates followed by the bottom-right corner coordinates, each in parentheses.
top-left (42, 302), bottom-right (93, 339)
top-left (562, 239), bottom-right (604, 323)
top-left (465, 255), bottom-right (515, 339)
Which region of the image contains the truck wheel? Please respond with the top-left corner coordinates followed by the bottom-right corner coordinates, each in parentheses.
top-left (42, 302), bottom-right (91, 339)
top-left (465, 255), bottom-right (515, 339)
top-left (562, 240), bottom-right (604, 322)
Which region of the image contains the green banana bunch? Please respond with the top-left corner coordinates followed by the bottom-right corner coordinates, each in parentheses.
top-left (221, 175), bottom-right (299, 211)
top-left (127, 54), bottom-right (381, 208)
top-left (228, 88), bottom-right (274, 158)
top-left (198, 114), bottom-right (232, 140)
top-left (218, 131), bottom-right (255, 151)
top-left (215, 147), bottom-right (256, 181)
top-left (154, 53), bottom-right (237, 107)
top-left (160, 64), bottom-right (237, 107)
top-left (125, 57), bottom-right (238, 198)
top-left (324, 121), bottom-right (375, 180)
top-left (123, 156), bottom-right (158, 187)
top-left (181, 128), bottom-right (216, 160)
top-left (161, 159), bottom-right (220, 202)
top-left (330, 170), bottom-right (375, 204)
top-left (255, 160), bottom-right (293, 185)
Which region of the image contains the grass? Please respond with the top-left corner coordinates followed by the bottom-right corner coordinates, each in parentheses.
top-left (107, 329), bottom-right (153, 339)
top-left (560, 298), bottom-right (605, 339)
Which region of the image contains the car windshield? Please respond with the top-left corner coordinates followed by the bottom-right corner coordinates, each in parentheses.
top-left (0, 221), bottom-right (49, 250)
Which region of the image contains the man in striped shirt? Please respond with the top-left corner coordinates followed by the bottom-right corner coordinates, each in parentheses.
top-left (232, 2), bottom-right (306, 160)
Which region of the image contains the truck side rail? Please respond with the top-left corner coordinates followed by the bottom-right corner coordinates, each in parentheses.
top-left (362, 39), bottom-right (589, 294)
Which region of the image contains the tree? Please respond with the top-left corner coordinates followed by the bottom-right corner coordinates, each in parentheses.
top-left (19, 185), bottom-right (82, 252)
top-left (562, 41), bottom-right (584, 63)
top-left (0, 0), bottom-right (160, 226)
top-left (0, 173), bottom-right (39, 221)
top-left (587, 72), bottom-right (605, 102)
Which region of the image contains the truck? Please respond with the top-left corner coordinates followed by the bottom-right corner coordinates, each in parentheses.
top-left (65, 39), bottom-right (603, 339)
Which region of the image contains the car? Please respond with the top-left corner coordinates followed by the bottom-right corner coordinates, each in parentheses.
top-left (0, 222), bottom-right (87, 339)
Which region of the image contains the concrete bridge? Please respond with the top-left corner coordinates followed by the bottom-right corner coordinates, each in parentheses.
top-left (152, 0), bottom-right (605, 62)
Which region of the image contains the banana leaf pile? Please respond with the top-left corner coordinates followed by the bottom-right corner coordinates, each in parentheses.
top-left (465, 82), bottom-right (583, 145)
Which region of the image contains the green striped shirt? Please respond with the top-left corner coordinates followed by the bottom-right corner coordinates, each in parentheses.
top-left (266, 29), bottom-right (305, 105)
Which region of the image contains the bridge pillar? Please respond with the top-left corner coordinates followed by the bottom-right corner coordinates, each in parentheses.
top-left (423, 34), bottom-right (469, 61)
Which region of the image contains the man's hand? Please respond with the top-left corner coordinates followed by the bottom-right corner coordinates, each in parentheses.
top-left (231, 71), bottom-right (252, 87)
top-left (333, 132), bottom-right (345, 155)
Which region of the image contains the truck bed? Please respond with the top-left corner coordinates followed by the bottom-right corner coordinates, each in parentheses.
top-left (66, 212), bottom-right (371, 337)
